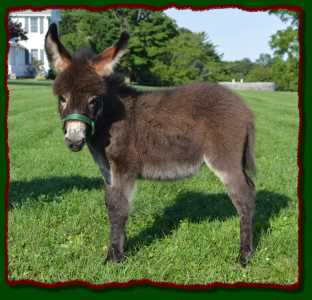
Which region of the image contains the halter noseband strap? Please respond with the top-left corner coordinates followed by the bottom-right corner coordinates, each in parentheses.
top-left (62, 113), bottom-right (95, 136)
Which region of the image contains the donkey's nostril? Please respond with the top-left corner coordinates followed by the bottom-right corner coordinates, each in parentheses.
top-left (77, 138), bottom-right (86, 147)
top-left (65, 137), bottom-right (85, 152)
top-left (65, 136), bottom-right (85, 144)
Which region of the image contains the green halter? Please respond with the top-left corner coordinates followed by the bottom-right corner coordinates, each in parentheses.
top-left (62, 113), bottom-right (95, 137)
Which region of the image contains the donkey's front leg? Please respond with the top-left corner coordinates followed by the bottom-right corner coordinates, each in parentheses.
top-left (104, 175), bottom-right (135, 263)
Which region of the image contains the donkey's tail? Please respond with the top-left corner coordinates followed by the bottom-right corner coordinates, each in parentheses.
top-left (242, 122), bottom-right (256, 187)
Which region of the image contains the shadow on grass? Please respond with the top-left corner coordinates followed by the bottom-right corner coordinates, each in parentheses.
top-left (9, 176), bottom-right (103, 208)
top-left (9, 176), bottom-right (290, 254)
top-left (126, 190), bottom-right (290, 255)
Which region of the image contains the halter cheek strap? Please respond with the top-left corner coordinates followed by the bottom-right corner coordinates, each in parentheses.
top-left (62, 113), bottom-right (95, 136)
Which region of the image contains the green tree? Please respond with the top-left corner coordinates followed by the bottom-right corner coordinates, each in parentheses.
top-left (8, 16), bottom-right (27, 41)
top-left (255, 53), bottom-right (273, 66)
top-left (59, 10), bottom-right (120, 53)
top-left (231, 58), bottom-right (254, 79)
top-left (244, 53), bottom-right (273, 83)
top-left (127, 11), bottom-right (178, 84)
top-left (217, 58), bottom-right (254, 82)
top-left (268, 10), bottom-right (299, 91)
top-left (270, 26), bottom-right (298, 60)
top-left (204, 61), bottom-right (229, 82)
top-left (269, 10), bottom-right (298, 27)
top-left (58, 9), bottom-right (178, 85)
top-left (246, 65), bottom-right (273, 82)
top-left (152, 29), bottom-right (220, 85)
top-left (271, 56), bottom-right (298, 91)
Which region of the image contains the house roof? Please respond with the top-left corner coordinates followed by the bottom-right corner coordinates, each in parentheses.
top-left (10, 9), bottom-right (55, 16)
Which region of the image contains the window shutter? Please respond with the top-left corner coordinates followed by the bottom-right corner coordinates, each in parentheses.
top-left (25, 50), bottom-right (29, 65)
top-left (30, 17), bottom-right (38, 33)
top-left (40, 17), bottom-right (44, 34)
top-left (40, 49), bottom-right (44, 63)
top-left (12, 48), bottom-right (16, 64)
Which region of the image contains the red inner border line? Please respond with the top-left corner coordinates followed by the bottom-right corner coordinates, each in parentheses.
top-left (4, 3), bottom-right (303, 291)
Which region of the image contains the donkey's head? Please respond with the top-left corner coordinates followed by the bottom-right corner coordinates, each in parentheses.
top-left (45, 23), bottom-right (129, 152)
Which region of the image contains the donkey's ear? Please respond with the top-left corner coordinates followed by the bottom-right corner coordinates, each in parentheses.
top-left (92, 32), bottom-right (129, 77)
top-left (45, 23), bottom-right (71, 73)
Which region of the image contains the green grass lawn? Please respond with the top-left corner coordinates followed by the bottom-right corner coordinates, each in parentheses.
top-left (7, 80), bottom-right (299, 285)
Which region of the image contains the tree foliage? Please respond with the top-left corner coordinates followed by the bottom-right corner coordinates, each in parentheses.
top-left (152, 29), bottom-right (220, 85)
top-left (268, 10), bottom-right (299, 91)
top-left (255, 53), bottom-right (273, 66)
top-left (245, 65), bottom-right (273, 82)
top-left (58, 9), bottom-right (220, 86)
top-left (59, 10), bottom-right (120, 53)
top-left (269, 10), bottom-right (298, 27)
top-left (126, 11), bottom-right (179, 84)
top-left (206, 58), bottom-right (255, 82)
top-left (271, 56), bottom-right (298, 91)
top-left (57, 9), bottom-right (298, 90)
top-left (8, 17), bottom-right (27, 41)
top-left (270, 26), bottom-right (298, 60)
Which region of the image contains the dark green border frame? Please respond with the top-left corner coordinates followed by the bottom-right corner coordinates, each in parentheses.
top-left (1, 0), bottom-right (310, 298)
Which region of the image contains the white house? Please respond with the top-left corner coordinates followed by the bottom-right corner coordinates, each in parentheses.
top-left (8, 9), bottom-right (60, 78)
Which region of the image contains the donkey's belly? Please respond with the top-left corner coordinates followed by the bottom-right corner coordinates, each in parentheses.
top-left (141, 159), bottom-right (203, 180)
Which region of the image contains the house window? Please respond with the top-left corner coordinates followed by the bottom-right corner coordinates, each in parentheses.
top-left (30, 17), bottom-right (38, 33)
top-left (40, 17), bottom-right (44, 34)
top-left (31, 49), bottom-right (38, 62)
top-left (25, 17), bottom-right (29, 32)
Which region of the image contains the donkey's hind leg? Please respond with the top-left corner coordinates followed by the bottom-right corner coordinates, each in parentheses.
top-left (104, 171), bottom-right (135, 263)
top-left (226, 170), bottom-right (255, 266)
top-left (204, 157), bottom-right (256, 266)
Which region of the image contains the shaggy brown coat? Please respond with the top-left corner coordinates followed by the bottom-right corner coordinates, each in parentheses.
top-left (45, 23), bottom-right (256, 266)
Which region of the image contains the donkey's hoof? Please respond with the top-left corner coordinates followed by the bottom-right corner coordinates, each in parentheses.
top-left (237, 252), bottom-right (252, 267)
top-left (104, 247), bottom-right (124, 264)
top-left (239, 255), bottom-right (248, 267)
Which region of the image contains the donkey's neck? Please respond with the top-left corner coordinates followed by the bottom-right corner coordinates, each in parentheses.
top-left (102, 83), bottom-right (139, 123)
top-left (89, 86), bottom-right (141, 151)
top-left (90, 82), bottom-right (139, 145)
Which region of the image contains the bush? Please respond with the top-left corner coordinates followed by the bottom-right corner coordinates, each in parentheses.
top-left (46, 68), bottom-right (56, 80)
top-left (245, 65), bottom-right (273, 82)
top-left (271, 57), bottom-right (298, 91)
top-left (35, 73), bottom-right (46, 80)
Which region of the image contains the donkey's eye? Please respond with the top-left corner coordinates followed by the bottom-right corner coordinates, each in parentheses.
top-left (59, 96), bottom-right (66, 105)
top-left (88, 97), bottom-right (97, 108)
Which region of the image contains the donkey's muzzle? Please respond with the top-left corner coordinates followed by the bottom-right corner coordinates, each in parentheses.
top-left (64, 120), bottom-right (87, 152)
top-left (65, 137), bottom-right (85, 152)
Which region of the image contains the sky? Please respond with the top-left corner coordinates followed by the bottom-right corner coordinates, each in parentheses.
top-left (165, 8), bottom-right (290, 62)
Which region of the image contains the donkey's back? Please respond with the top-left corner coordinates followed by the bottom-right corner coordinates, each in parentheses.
top-left (122, 82), bottom-right (255, 182)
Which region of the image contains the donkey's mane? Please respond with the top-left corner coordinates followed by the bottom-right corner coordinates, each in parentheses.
top-left (105, 74), bottom-right (140, 98)
top-left (72, 47), bottom-right (96, 64)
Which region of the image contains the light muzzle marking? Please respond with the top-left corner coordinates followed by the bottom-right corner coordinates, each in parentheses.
top-left (63, 113), bottom-right (95, 138)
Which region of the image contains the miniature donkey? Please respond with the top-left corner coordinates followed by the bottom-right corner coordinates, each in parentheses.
top-left (45, 23), bottom-right (256, 266)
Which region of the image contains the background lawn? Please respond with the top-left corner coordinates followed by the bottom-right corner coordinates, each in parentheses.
top-left (7, 80), bottom-right (299, 285)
